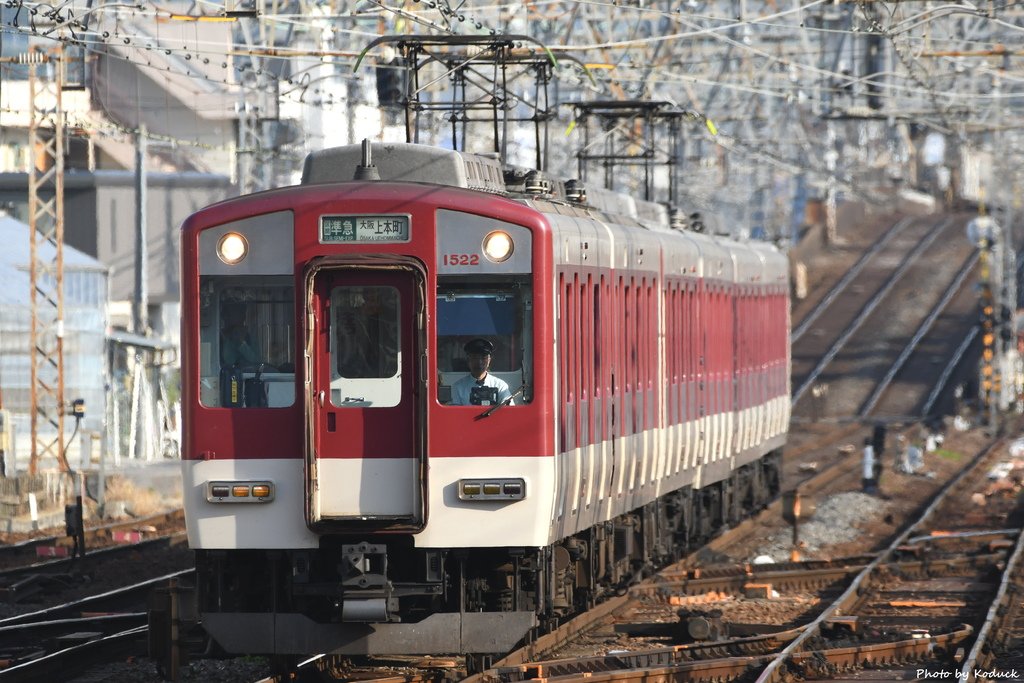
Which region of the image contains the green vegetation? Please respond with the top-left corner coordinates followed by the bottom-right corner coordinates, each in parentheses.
top-left (933, 449), bottom-right (962, 461)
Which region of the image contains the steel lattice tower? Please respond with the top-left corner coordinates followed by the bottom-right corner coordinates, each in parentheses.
top-left (27, 46), bottom-right (70, 475)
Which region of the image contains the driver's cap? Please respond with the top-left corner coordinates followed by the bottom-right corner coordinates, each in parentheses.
top-left (464, 338), bottom-right (494, 356)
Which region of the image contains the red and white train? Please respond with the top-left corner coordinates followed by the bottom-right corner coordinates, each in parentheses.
top-left (180, 141), bottom-right (790, 661)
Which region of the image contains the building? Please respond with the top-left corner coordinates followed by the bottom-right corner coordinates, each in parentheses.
top-left (0, 212), bottom-right (108, 471)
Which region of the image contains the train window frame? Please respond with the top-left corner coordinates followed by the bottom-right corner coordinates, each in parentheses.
top-left (198, 275), bottom-right (297, 409)
top-left (435, 275), bottom-right (533, 407)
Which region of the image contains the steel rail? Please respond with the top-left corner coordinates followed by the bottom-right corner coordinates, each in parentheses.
top-left (258, 662), bottom-right (450, 683)
top-left (470, 433), bottom-right (1009, 683)
top-left (0, 568), bottom-right (193, 627)
top-left (0, 508), bottom-right (184, 553)
top-left (485, 627), bottom-right (974, 683)
top-left (0, 625), bottom-right (147, 682)
top-left (791, 216), bottom-right (913, 343)
top-left (0, 611), bottom-right (146, 637)
top-left (753, 432), bottom-right (1005, 683)
top-left (0, 532), bottom-right (188, 590)
top-left (461, 593), bottom-right (635, 683)
top-left (922, 326), bottom-right (979, 418)
top-left (490, 547), bottom-right (1003, 682)
top-left (639, 552), bottom-right (1009, 599)
top-left (906, 528), bottom-right (1020, 544)
top-left (658, 554), bottom-right (877, 578)
top-left (792, 216), bottom-right (953, 405)
top-left (959, 513), bottom-right (1024, 681)
top-left (858, 249), bottom-right (979, 417)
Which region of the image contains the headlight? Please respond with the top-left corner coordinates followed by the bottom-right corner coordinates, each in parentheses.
top-left (217, 232), bottom-right (249, 265)
top-left (482, 231), bottom-right (514, 263)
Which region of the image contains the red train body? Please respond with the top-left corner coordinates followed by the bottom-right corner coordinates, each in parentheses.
top-left (180, 142), bottom-right (790, 660)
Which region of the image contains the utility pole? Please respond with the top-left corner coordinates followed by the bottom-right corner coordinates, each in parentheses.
top-left (133, 124), bottom-right (148, 335)
top-left (824, 124), bottom-right (839, 245)
top-left (234, 0), bottom-right (294, 194)
top-left (0, 366), bottom-right (7, 477)
top-left (27, 46), bottom-right (70, 475)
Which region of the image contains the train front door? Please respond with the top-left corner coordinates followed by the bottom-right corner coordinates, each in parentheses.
top-left (307, 264), bottom-right (425, 528)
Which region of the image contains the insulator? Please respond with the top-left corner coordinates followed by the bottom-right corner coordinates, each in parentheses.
top-left (524, 171), bottom-right (550, 195)
top-left (564, 179), bottom-right (586, 204)
top-left (375, 59), bottom-right (407, 109)
top-left (16, 52), bottom-right (47, 65)
top-left (983, 349), bottom-right (994, 361)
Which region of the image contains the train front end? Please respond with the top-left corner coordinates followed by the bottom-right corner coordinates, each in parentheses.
top-left (180, 144), bottom-right (554, 657)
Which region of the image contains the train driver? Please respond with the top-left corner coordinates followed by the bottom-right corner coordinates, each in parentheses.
top-left (221, 304), bottom-right (261, 368)
top-left (450, 338), bottom-right (514, 406)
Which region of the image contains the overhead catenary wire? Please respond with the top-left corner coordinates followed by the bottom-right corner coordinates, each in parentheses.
top-left (2, 0), bottom-right (1023, 214)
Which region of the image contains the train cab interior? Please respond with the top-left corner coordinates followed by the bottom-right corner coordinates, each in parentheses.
top-left (435, 275), bottom-right (533, 406)
top-left (195, 271), bottom-right (537, 410)
top-left (197, 276), bottom-right (297, 409)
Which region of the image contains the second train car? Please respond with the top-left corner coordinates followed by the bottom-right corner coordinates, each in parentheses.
top-left (180, 141), bottom-right (790, 659)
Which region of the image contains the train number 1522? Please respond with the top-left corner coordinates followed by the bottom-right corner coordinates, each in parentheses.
top-left (443, 254), bottom-right (480, 266)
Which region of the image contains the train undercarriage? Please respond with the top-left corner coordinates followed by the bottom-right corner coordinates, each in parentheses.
top-left (188, 452), bottom-right (781, 667)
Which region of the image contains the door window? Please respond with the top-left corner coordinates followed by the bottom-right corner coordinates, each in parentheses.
top-left (330, 285), bottom-right (401, 407)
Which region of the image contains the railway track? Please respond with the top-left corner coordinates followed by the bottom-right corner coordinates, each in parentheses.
top-left (447, 424), bottom-right (1023, 683)
top-left (484, 551), bottom-right (1009, 681)
top-left (859, 250), bottom-right (980, 420)
top-left (246, 426), bottom-right (881, 682)
top-left (249, 418), bottom-right (999, 682)
top-left (4, 210), bottom-right (997, 682)
top-left (0, 523), bottom-right (195, 680)
top-left (792, 215), bottom-right (946, 405)
top-left (791, 213), bottom-right (979, 423)
top-left (0, 570), bottom-right (192, 682)
top-left (0, 509), bottom-right (185, 571)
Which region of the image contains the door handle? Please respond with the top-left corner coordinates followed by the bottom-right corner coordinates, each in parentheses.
top-left (318, 390), bottom-right (325, 407)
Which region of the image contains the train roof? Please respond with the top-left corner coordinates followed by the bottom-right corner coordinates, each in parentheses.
top-left (302, 142), bottom-right (686, 232)
top-left (303, 143), bottom-right (508, 195)
top-left (301, 143), bottom-right (785, 263)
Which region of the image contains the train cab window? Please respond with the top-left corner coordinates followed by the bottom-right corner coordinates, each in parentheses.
top-left (329, 286), bottom-right (401, 408)
top-left (198, 276), bottom-right (296, 408)
top-left (436, 277), bottom-right (532, 406)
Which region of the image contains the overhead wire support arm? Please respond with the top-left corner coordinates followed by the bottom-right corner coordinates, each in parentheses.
top-left (573, 100), bottom-right (709, 206)
top-left (354, 35), bottom-right (558, 170)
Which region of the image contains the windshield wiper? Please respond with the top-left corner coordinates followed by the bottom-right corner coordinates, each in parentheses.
top-left (475, 384), bottom-right (526, 420)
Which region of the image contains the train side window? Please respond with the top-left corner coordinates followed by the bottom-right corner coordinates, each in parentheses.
top-left (198, 276), bottom-right (296, 409)
top-left (436, 276), bottom-right (532, 406)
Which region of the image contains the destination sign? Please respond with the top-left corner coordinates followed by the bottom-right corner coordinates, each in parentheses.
top-left (320, 215), bottom-right (410, 243)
